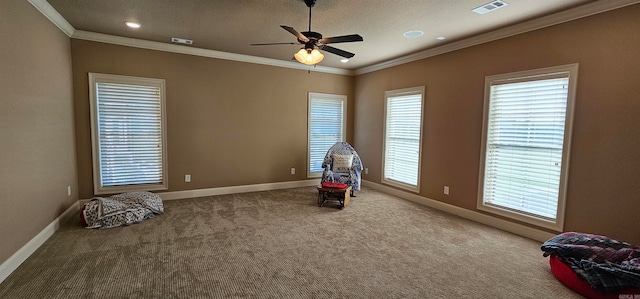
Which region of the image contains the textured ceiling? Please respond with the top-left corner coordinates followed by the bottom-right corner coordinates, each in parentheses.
top-left (46, 0), bottom-right (596, 69)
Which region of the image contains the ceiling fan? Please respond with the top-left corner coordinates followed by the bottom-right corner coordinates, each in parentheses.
top-left (250, 0), bottom-right (364, 65)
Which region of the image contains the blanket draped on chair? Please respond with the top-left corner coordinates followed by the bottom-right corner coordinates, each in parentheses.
top-left (321, 141), bottom-right (363, 191)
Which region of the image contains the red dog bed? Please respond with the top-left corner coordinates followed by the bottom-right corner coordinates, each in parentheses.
top-left (549, 255), bottom-right (640, 299)
top-left (544, 232), bottom-right (640, 299)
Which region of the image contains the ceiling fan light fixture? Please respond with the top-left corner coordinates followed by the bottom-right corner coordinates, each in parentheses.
top-left (251, 0), bottom-right (362, 66)
top-left (294, 48), bottom-right (324, 65)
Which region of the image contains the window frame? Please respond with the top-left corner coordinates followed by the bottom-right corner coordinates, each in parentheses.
top-left (89, 72), bottom-right (168, 195)
top-left (382, 86), bottom-right (425, 193)
top-left (307, 92), bottom-right (347, 178)
top-left (477, 64), bottom-right (579, 231)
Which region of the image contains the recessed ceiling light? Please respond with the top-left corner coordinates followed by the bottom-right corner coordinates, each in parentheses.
top-left (125, 22), bottom-right (141, 29)
top-left (436, 36), bottom-right (446, 41)
top-left (403, 30), bottom-right (424, 38)
top-left (340, 58), bottom-right (349, 63)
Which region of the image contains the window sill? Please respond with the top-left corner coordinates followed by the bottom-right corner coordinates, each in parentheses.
top-left (94, 183), bottom-right (168, 196)
top-left (477, 202), bottom-right (563, 232)
top-left (382, 178), bottom-right (419, 193)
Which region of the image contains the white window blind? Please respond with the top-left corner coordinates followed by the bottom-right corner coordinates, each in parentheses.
top-left (89, 73), bottom-right (167, 194)
top-left (308, 93), bottom-right (345, 177)
top-left (383, 87), bottom-right (424, 191)
top-left (479, 64), bottom-right (578, 230)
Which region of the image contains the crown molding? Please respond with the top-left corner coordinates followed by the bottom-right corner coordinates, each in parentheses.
top-left (71, 30), bottom-right (353, 76)
top-left (354, 0), bottom-right (640, 75)
top-left (27, 0), bottom-right (352, 76)
top-left (29, 0), bottom-right (638, 77)
top-left (28, 0), bottom-right (75, 37)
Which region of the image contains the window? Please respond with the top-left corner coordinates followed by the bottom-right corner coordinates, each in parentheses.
top-left (307, 93), bottom-right (346, 177)
top-left (89, 73), bottom-right (168, 194)
top-left (383, 86), bottom-right (424, 192)
top-left (478, 64), bottom-right (578, 231)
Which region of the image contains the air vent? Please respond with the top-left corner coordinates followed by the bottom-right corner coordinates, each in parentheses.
top-left (472, 0), bottom-right (508, 15)
top-left (171, 37), bottom-right (193, 45)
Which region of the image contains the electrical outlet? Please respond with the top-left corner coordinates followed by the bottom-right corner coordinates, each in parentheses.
top-left (67, 186), bottom-right (71, 196)
top-left (185, 174), bottom-right (191, 182)
top-left (290, 168), bottom-right (295, 175)
top-left (365, 168), bottom-right (369, 175)
top-left (444, 186), bottom-right (450, 195)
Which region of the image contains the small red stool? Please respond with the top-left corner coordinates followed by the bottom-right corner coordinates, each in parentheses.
top-left (317, 186), bottom-right (351, 209)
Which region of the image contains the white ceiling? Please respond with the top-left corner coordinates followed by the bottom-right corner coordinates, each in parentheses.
top-left (45, 0), bottom-right (599, 70)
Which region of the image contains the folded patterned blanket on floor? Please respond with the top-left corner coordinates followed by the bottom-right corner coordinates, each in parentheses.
top-left (82, 191), bottom-right (164, 229)
top-left (541, 232), bottom-right (640, 292)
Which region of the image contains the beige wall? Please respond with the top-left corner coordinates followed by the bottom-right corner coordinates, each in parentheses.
top-left (0, 1), bottom-right (77, 264)
top-left (70, 40), bottom-right (354, 199)
top-left (354, 4), bottom-right (640, 244)
top-left (2, 2), bottom-right (638, 271)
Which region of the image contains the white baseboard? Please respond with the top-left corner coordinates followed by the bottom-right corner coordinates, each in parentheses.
top-left (3, 179), bottom-right (320, 284)
top-left (0, 200), bottom-right (79, 284)
top-left (78, 179), bottom-right (321, 203)
top-left (3, 179), bottom-right (549, 285)
top-left (362, 180), bottom-right (555, 243)
top-left (157, 179), bottom-right (320, 200)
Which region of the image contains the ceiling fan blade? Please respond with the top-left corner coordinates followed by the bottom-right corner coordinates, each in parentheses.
top-left (319, 34), bottom-right (363, 44)
top-left (319, 45), bottom-right (355, 58)
top-left (250, 42), bottom-right (297, 46)
top-left (280, 25), bottom-right (309, 42)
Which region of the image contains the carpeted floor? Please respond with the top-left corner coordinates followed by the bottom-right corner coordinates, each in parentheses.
top-left (0, 187), bottom-right (578, 298)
